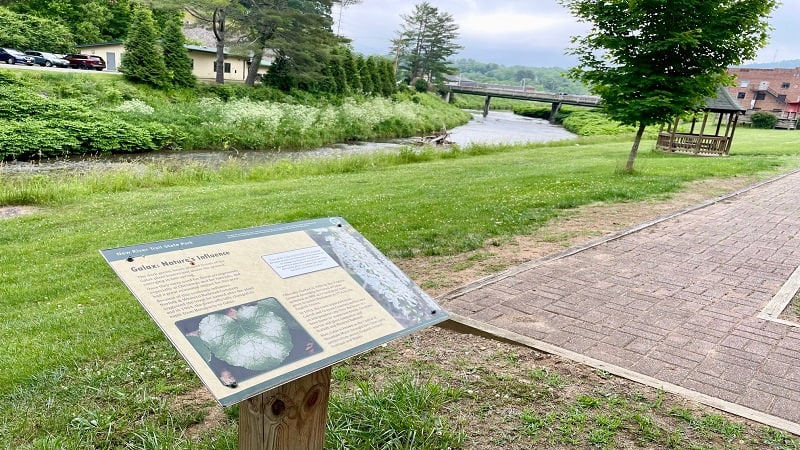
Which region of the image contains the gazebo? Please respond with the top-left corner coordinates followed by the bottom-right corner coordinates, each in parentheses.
top-left (656, 87), bottom-right (745, 156)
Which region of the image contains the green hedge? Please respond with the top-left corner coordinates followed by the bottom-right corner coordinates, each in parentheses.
top-left (750, 111), bottom-right (778, 129)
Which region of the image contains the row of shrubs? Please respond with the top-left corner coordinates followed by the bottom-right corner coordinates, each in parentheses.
top-left (514, 103), bottom-right (799, 133)
top-left (512, 104), bottom-right (636, 136)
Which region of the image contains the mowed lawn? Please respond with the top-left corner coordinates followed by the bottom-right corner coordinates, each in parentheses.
top-left (2, 127), bottom-right (800, 447)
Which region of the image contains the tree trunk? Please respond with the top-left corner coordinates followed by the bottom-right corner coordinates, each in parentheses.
top-left (625, 122), bottom-right (647, 173)
top-left (245, 50), bottom-right (263, 87)
top-left (213, 8), bottom-right (226, 85)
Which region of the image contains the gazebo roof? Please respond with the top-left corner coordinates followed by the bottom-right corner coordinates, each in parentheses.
top-left (704, 86), bottom-right (746, 113)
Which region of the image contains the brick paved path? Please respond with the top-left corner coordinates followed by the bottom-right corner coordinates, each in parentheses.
top-left (439, 170), bottom-right (800, 432)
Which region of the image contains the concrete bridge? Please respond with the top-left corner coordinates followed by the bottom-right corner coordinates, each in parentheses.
top-left (444, 82), bottom-right (602, 121)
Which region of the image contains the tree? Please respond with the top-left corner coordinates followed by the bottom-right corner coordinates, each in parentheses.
top-left (161, 13), bottom-right (196, 87)
top-left (357, 54), bottom-right (373, 93)
top-left (0, 7), bottom-right (74, 53)
top-left (4, 0), bottom-right (133, 44)
top-left (341, 46), bottom-right (362, 93)
top-left (561, 0), bottom-right (775, 172)
top-left (121, 8), bottom-right (169, 88)
top-left (378, 57), bottom-right (396, 96)
top-left (156, 0), bottom-right (236, 84)
top-left (394, 2), bottom-right (461, 83)
top-left (366, 56), bottom-right (382, 95)
top-left (325, 48), bottom-right (348, 94)
top-left (232, 0), bottom-right (341, 88)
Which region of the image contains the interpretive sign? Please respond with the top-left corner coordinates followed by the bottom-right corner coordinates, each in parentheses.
top-left (100, 217), bottom-right (448, 407)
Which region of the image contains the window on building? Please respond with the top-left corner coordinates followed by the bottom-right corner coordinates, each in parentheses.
top-left (781, 82), bottom-right (790, 89)
top-left (778, 95), bottom-right (787, 103)
top-left (213, 61), bottom-right (232, 73)
top-left (739, 80), bottom-right (749, 88)
top-left (755, 92), bottom-right (766, 100)
top-left (737, 92), bottom-right (746, 99)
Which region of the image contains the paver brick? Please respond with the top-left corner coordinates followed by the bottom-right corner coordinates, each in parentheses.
top-left (439, 170), bottom-right (800, 431)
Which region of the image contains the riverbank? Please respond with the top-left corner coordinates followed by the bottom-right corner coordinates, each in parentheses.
top-left (3, 128), bottom-right (800, 447)
top-left (0, 69), bottom-right (471, 161)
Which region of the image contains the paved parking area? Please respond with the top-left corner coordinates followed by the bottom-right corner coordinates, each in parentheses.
top-left (440, 170), bottom-right (800, 434)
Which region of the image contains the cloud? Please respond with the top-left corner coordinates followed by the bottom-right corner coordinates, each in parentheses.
top-left (337, 0), bottom-right (799, 67)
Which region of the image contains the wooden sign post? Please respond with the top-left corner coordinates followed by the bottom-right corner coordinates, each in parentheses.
top-left (101, 217), bottom-right (447, 448)
top-left (239, 367), bottom-right (332, 450)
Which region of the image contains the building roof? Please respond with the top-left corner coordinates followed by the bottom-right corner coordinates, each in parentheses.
top-left (705, 86), bottom-right (746, 112)
top-left (75, 41), bottom-right (123, 48)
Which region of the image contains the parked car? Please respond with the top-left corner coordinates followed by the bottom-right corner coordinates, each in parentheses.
top-left (24, 51), bottom-right (70, 68)
top-left (64, 54), bottom-right (106, 71)
top-left (0, 47), bottom-right (35, 65)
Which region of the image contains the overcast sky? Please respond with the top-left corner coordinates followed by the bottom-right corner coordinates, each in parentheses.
top-left (335, 1), bottom-right (800, 68)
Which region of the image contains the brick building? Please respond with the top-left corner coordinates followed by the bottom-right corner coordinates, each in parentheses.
top-left (726, 67), bottom-right (800, 124)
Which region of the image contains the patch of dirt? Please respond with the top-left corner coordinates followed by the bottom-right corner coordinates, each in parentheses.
top-left (170, 387), bottom-right (228, 439)
top-left (0, 206), bottom-right (38, 219)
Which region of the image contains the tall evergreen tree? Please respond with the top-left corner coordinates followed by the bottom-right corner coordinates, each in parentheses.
top-left (341, 47), bottom-right (362, 93)
top-left (366, 56), bottom-right (382, 96)
top-left (357, 54), bottom-right (373, 94)
top-left (121, 8), bottom-right (169, 88)
top-left (326, 47), bottom-right (349, 94)
top-left (394, 2), bottom-right (461, 83)
top-left (232, 0), bottom-right (341, 88)
top-left (379, 58), bottom-right (397, 96)
top-left (161, 13), bottom-right (196, 88)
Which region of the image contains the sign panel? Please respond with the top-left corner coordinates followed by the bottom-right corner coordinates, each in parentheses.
top-left (100, 217), bottom-right (448, 406)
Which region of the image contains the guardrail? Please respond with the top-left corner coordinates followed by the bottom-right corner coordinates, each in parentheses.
top-left (445, 82), bottom-right (602, 107)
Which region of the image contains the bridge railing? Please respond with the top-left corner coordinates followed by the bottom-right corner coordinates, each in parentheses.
top-left (444, 81), bottom-right (602, 105)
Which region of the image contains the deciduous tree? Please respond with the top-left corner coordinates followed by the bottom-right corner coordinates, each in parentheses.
top-left (0, 7), bottom-right (74, 53)
top-left (561, 0), bottom-right (776, 172)
top-left (3, 0), bottom-right (132, 44)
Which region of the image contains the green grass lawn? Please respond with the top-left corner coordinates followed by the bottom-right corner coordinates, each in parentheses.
top-left (2, 128), bottom-right (800, 448)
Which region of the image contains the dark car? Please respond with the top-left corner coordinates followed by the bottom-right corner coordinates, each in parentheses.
top-left (24, 51), bottom-right (70, 68)
top-left (0, 47), bottom-right (35, 65)
top-left (64, 54), bottom-right (106, 71)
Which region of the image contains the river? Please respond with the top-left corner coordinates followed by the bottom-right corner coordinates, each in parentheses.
top-left (1, 111), bottom-right (575, 174)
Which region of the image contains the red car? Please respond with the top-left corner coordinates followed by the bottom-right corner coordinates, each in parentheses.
top-left (64, 54), bottom-right (106, 71)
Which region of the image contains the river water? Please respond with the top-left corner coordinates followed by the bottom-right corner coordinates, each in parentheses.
top-left (1, 111), bottom-right (575, 174)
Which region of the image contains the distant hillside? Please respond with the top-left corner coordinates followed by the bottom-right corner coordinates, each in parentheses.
top-left (736, 59), bottom-right (800, 69)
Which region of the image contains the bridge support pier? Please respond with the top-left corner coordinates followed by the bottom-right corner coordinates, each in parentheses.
top-left (483, 95), bottom-right (492, 117)
top-left (549, 102), bottom-right (562, 124)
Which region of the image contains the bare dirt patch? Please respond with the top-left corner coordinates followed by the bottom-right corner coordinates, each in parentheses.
top-left (0, 205), bottom-right (38, 219)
